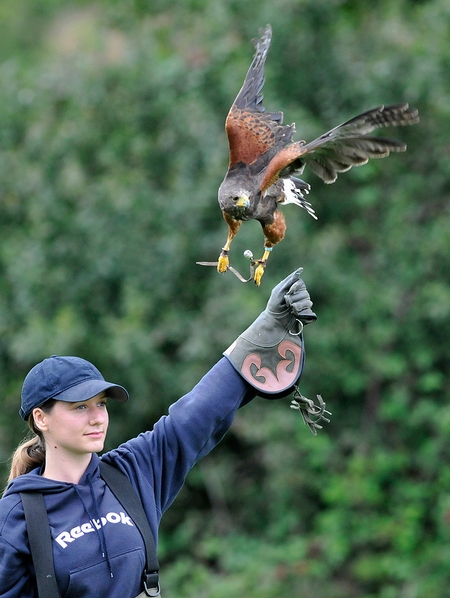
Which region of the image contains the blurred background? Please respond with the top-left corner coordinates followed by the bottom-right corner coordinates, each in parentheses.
top-left (1, 0), bottom-right (449, 596)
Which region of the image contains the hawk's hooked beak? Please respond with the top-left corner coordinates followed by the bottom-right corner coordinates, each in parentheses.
top-left (234, 195), bottom-right (250, 208)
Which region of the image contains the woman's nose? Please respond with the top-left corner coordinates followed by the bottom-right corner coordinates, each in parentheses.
top-left (90, 406), bottom-right (107, 424)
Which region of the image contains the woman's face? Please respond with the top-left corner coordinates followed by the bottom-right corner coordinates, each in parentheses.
top-left (33, 393), bottom-right (109, 457)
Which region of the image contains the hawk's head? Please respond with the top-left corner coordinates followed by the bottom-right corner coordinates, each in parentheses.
top-left (218, 179), bottom-right (251, 219)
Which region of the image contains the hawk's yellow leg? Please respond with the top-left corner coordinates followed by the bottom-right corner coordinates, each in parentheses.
top-left (218, 217), bottom-right (241, 273)
top-left (254, 247), bottom-right (272, 286)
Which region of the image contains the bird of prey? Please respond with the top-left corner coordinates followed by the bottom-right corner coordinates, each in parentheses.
top-left (210, 24), bottom-right (419, 285)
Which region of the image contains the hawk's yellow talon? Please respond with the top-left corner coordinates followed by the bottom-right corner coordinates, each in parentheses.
top-left (217, 255), bottom-right (229, 273)
top-left (253, 248), bottom-right (271, 285)
top-left (254, 264), bottom-right (265, 286)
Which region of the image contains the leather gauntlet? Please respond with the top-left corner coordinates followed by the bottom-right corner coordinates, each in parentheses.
top-left (224, 268), bottom-right (316, 396)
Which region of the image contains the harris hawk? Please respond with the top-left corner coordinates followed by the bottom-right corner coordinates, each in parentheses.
top-left (207, 24), bottom-right (419, 285)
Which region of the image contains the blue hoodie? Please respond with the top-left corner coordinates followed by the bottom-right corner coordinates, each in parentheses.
top-left (0, 358), bottom-right (258, 598)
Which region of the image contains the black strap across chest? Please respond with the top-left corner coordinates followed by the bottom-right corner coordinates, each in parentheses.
top-left (20, 461), bottom-right (160, 598)
top-left (20, 491), bottom-right (59, 597)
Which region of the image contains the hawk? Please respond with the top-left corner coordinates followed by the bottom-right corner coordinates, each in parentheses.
top-left (212, 24), bottom-right (419, 285)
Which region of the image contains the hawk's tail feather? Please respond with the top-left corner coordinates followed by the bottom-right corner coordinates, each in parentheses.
top-left (282, 178), bottom-right (317, 220)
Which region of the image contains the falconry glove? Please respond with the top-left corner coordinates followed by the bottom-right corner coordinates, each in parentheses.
top-left (224, 268), bottom-right (316, 397)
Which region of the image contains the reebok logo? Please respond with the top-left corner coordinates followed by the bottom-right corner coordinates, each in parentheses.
top-left (55, 512), bottom-right (134, 548)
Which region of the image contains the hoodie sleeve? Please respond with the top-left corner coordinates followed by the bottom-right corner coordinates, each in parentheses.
top-left (0, 498), bottom-right (35, 598)
top-left (104, 358), bottom-right (255, 516)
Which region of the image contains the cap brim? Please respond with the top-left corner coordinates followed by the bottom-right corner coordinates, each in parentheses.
top-left (53, 379), bottom-right (129, 404)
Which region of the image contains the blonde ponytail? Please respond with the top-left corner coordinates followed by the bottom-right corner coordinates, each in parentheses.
top-left (7, 432), bottom-right (46, 484)
top-left (3, 399), bottom-right (56, 492)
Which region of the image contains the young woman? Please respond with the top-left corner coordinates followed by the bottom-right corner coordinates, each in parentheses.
top-left (0, 269), bottom-right (316, 598)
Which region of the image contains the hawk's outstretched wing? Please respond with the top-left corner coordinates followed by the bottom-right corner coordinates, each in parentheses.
top-left (260, 103), bottom-right (419, 190)
top-left (225, 25), bottom-right (295, 172)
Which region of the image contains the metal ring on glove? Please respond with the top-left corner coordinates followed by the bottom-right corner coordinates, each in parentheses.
top-left (289, 319), bottom-right (304, 336)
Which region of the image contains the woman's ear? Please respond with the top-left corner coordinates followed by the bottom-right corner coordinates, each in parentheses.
top-left (32, 408), bottom-right (49, 432)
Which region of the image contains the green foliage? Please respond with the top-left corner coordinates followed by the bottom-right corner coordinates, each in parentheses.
top-left (1, 0), bottom-right (450, 595)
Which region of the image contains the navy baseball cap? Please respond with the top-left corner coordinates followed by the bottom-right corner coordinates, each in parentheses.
top-left (20, 355), bottom-right (129, 420)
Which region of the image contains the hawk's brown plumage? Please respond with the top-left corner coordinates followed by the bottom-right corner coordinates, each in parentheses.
top-left (216, 25), bottom-right (419, 285)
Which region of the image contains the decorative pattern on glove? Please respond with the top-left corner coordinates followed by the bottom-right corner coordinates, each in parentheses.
top-left (225, 338), bottom-right (302, 393)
